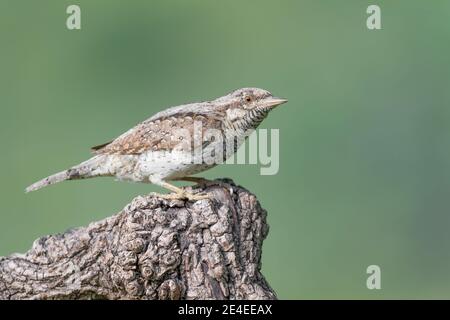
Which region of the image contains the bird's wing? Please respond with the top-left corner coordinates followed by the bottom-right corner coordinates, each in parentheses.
top-left (147, 101), bottom-right (217, 121)
top-left (91, 111), bottom-right (223, 155)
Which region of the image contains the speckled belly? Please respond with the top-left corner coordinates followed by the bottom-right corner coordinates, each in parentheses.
top-left (135, 150), bottom-right (217, 181)
top-left (109, 136), bottom-right (242, 183)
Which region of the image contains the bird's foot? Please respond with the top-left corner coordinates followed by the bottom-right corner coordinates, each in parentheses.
top-left (184, 191), bottom-right (210, 201)
top-left (176, 177), bottom-right (231, 190)
top-left (153, 190), bottom-right (210, 202)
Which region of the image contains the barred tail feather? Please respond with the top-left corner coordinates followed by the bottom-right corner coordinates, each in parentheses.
top-left (25, 155), bottom-right (107, 193)
top-left (25, 170), bottom-right (71, 193)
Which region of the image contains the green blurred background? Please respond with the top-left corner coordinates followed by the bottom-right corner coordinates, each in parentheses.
top-left (1, 0), bottom-right (450, 299)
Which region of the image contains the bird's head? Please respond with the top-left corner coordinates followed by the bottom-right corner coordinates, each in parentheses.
top-left (216, 88), bottom-right (287, 127)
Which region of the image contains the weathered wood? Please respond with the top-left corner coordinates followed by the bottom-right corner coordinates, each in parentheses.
top-left (0, 180), bottom-right (276, 300)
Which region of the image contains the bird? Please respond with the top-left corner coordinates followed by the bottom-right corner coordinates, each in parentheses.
top-left (26, 88), bottom-right (287, 200)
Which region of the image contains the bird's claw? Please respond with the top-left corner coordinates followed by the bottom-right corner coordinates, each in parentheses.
top-left (154, 190), bottom-right (210, 202)
top-left (185, 192), bottom-right (210, 201)
top-left (192, 178), bottom-right (230, 190)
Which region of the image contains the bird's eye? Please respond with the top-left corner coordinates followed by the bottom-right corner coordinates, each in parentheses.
top-left (244, 96), bottom-right (252, 103)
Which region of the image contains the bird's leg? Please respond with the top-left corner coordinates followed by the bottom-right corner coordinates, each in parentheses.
top-left (151, 179), bottom-right (210, 201)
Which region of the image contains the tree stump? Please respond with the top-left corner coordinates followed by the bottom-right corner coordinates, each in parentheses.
top-left (0, 179), bottom-right (276, 300)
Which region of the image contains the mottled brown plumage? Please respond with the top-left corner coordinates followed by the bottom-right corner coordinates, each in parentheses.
top-left (92, 113), bottom-right (223, 155)
top-left (26, 88), bottom-right (287, 200)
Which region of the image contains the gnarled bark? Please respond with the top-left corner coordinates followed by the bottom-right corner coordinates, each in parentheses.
top-left (0, 179), bottom-right (276, 300)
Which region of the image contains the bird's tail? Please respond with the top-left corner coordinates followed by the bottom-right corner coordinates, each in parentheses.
top-left (25, 170), bottom-right (73, 193)
top-left (25, 156), bottom-right (107, 193)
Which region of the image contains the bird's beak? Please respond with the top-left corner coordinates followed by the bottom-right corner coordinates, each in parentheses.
top-left (262, 97), bottom-right (288, 108)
